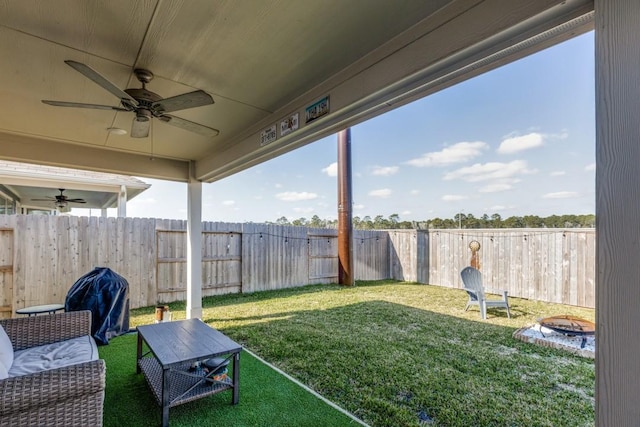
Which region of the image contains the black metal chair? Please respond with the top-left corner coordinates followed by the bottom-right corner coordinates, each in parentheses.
top-left (460, 266), bottom-right (511, 320)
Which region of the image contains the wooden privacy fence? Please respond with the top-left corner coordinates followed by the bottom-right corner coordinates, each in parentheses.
top-left (0, 215), bottom-right (388, 316)
top-left (0, 214), bottom-right (596, 318)
top-left (388, 228), bottom-right (596, 308)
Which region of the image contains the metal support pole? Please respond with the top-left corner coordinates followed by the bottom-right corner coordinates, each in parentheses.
top-left (337, 128), bottom-right (354, 286)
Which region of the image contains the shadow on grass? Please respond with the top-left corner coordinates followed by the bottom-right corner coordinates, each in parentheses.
top-left (126, 281), bottom-right (595, 426)
top-left (213, 300), bottom-right (595, 427)
top-left (99, 333), bottom-right (362, 427)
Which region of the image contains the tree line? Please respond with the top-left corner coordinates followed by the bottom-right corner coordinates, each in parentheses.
top-left (268, 213), bottom-right (596, 229)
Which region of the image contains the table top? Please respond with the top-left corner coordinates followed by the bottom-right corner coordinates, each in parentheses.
top-left (16, 303), bottom-right (65, 315)
top-left (138, 319), bottom-right (242, 367)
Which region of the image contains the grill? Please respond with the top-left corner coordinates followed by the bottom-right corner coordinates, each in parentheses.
top-left (538, 315), bottom-right (595, 349)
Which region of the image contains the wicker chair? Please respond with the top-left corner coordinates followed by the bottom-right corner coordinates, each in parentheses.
top-left (0, 310), bottom-right (106, 427)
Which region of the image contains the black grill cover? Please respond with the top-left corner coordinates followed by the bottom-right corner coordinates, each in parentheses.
top-left (65, 267), bottom-right (130, 345)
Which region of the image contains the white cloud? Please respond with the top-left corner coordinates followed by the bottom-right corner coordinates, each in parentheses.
top-left (442, 194), bottom-right (468, 202)
top-left (276, 191), bottom-right (318, 201)
top-left (497, 132), bottom-right (544, 154)
top-left (542, 191), bottom-right (579, 199)
top-left (371, 166), bottom-right (399, 176)
top-left (275, 183), bottom-right (283, 188)
top-left (293, 207), bottom-right (314, 213)
top-left (585, 163), bottom-right (596, 172)
top-left (549, 130), bottom-right (569, 140)
top-left (406, 141), bottom-right (488, 167)
top-left (402, 210), bottom-right (411, 215)
top-left (222, 200), bottom-right (235, 206)
top-left (369, 188), bottom-right (392, 198)
top-left (489, 205), bottom-right (516, 211)
top-left (353, 204), bottom-right (365, 210)
top-left (443, 160), bottom-right (536, 182)
top-left (478, 183), bottom-right (513, 193)
top-left (410, 189), bottom-right (420, 195)
top-left (322, 162), bottom-right (337, 177)
top-left (550, 171), bottom-right (566, 176)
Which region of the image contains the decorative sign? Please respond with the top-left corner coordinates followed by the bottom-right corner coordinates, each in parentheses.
top-left (280, 113), bottom-right (299, 137)
top-left (260, 124), bottom-right (277, 146)
top-left (305, 96), bottom-right (329, 124)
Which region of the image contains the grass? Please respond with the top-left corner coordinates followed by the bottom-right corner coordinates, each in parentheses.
top-left (99, 333), bottom-right (362, 426)
top-left (121, 280), bottom-right (595, 427)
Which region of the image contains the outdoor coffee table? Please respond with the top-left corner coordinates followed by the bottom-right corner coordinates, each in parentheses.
top-left (136, 319), bottom-right (242, 426)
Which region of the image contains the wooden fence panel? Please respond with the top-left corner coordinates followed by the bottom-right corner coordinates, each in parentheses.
top-left (353, 230), bottom-right (389, 280)
top-left (308, 232), bottom-right (338, 283)
top-left (0, 214), bottom-right (596, 313)
top-left (422, 229), bottom-right (596, 308)
top-left (0, 228), bottom-right (13, 319)
top-left (241, 223), bottom-right (312, 292)
top-left (388, 230), bottom-right (418, 282)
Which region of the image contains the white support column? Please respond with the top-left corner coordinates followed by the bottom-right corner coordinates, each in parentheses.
top-left (117, 185), bottom-right (127, 218)
top-left (186, 162), bottom-right (203, 319)
top-left (595, 0), bottom-right (640, 424)
top-left (101, 208), bottom-right (108, 218)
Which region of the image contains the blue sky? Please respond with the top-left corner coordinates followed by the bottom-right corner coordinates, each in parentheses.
top-left (85, 32), bottom-right (595, 223)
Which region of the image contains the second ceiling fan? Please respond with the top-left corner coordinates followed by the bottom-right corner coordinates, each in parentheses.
top-left (31, 188), bottom-right (86, 208)
top-left (42, 60), bottom-right (219, 138)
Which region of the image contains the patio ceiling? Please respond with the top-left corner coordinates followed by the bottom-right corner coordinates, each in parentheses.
top-left (0, 0), bottom-right (593, 183)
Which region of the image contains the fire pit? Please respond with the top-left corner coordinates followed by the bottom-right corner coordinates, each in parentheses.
top-left (538, 315), bottom-right (595, 349)
top-left (512, 315), bottom-right (595, 358)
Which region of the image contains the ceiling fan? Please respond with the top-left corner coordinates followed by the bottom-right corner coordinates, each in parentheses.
top-left (31, 188), bottom-right (87, 208)
top-left (42, 60), bottom-right (219, 138)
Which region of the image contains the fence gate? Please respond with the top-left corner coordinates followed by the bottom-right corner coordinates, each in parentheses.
top-left (308, 234), bottom-right (338, 283)
top-left (156, 230), bottom-right (242, 303)
top-left (0, 228), bottom-right (14, 319)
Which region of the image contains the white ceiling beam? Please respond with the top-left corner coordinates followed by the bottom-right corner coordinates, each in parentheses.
top-left (0, 132), bottom-right (190, 182)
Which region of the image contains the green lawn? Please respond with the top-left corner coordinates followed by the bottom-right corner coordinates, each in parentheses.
top-left (124, 280), bottom-right (595, 427)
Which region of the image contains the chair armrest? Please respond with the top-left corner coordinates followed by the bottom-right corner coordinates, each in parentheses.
top-left (0, 311), bottom-right (92, 350)
top-left (462, 287), bottom-right (479, 296)
top-left (0, 359), bottom-right (105, 416)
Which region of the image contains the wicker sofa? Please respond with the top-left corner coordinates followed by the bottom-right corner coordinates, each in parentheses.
top-left (0, 310), bottom-right (106, 426)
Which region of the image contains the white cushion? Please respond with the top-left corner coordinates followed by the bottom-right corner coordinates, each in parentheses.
top-left (0, 359), bottom-right (7, 380)
top-left (8, 335), bottom-right (98, 378)
top-left (0, 324), bottom-right (13, 370)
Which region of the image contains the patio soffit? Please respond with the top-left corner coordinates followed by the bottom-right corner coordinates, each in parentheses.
top-left (0, 159), bottom-right (150, 210)
top-left (0, 0), bottom-right (593, 183)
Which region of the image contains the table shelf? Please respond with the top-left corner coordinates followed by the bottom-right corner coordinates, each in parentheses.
top-left (138, 357), bottom-right (233, 408)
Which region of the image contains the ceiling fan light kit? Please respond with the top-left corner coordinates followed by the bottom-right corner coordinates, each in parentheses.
top-left (42, 60), bottom-right (219, 139)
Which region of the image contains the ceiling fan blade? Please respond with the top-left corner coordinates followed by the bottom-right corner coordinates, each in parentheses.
top-left (42, 100), bottom-right (129, 111)
top-left (131, 117), bottom-right (150, 138)
top-left (160, 114), bottom-right (220, 138)
top-left (31, 198), bottom-right (56, 201)
top-left (152, 90), bottom-right (213, 113)
top-left (64, 60), bottom-right (139, 108)
top-left (66, 198), bottom-right (87, 203)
